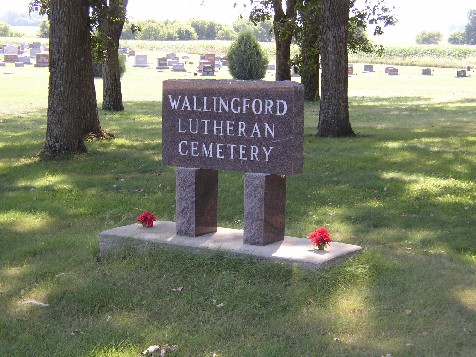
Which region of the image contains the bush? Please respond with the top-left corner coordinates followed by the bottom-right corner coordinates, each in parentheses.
top-left (416, 31), bottom-right (442, 45)
top-left (37, 20), bottom-right (49, 38)
top-left (93, 54), bottom-right (126, 78)
top-left (227, 30), bottom-right (268, 80)
top-left (0, 21), bottom-right (24, 37)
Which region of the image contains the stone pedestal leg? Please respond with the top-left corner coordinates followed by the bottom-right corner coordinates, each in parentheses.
top-left (244, 173), bottom-right (286, 245)
top-left (176, 168), bottom-right (218, 237)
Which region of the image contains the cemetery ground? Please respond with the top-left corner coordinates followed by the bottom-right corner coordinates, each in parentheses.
top-left (0, 61), bottom-right (475, 356)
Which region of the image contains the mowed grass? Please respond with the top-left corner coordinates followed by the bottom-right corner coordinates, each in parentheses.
top-left (0, 60), bottom-right (475, 356)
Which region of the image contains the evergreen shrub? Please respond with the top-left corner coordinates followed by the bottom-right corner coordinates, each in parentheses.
top-left (227, 30), bottom-right (268, 80)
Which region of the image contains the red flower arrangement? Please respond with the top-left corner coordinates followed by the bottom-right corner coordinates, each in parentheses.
top-left (308, 227), bottom-right (332, 250)
top-left (137, 211), bottom-right (157, 228)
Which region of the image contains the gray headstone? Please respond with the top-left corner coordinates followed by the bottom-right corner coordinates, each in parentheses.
top-left (201, 65), bottom-right (214, 76)
top-left (18, 56), bottom-right (31, 64)
top-left (457, 69), bottom-right (467, 77)
top-left (363, 64), bottom-right (374, 72)
top-left (156, 57), bottom-right (168, 69)
top-left (133, 54), bottom-right (149, 67)
top-left (422, 68), bottom-right (432, 76)
top-left (29, 48), bottom-right (41, 58)
top-left (172, 62), bottom-right (186, 72)
top-left (4, 45), bottom-right (18, 55)
top-left (167, 59), bottom-right (179, 67)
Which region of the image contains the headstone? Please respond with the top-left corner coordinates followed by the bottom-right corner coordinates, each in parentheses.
top-left (172, 62), bottom-right (186, 72)
top-left (31, 42), bottom-right (42, 49)
top-left (15, 62), bottom-right (24, 67)
top-left (162, 79), bottom-right (304, 245)
top-left (363, 64), bottom-right (374, 72)
top-left (203, 53), bottom-right (215, 71)
top-left (386, 67), bottom-right (398, 75)
top-left (457, 69), bottom-right (467, 77)
top-left (267, 64), bottom-right (276, 71)
top-left (167, 59), bottom-right (179, 67)
top-left (348, 64), bottom-right (354, 75)
top-left (128, 49), bottom-right (135, 56)
top-left (4, 44), bottom-right (19, 55)
top-left (422, 68), bottom-right (432, 76)
top-left (198, 60), bottom-right (212, 72)
top-left (35, 53), bottom-right (49, 67)
top-left (201, 65), bottom-right (214, 76)
top-left (29, 47), bottom-right (41, 58)
top-left (133, 54), bottom-right (149, 67)
top-left (0, 62), bottom-right (5, 67)
top-left (18, 56), bottom-right (31, 64)
top-left (166, 52), bottom-right (176, 60)
top-left (215, 60), bottom-right (222, 70)
top-left (4, 54), bottom-right (18, 63)
top-left (182, 54), bottom-right (190, 60)
top-left (156, 57), bottom-right (168, 69)
top-left (221, 59), bottom-right (228, 66)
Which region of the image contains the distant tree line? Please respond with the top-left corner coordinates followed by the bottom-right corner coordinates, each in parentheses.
top-left (0, 10), bottom-right (44, 26)
top-left (121, 18), bottom-right (274, 42)
top-left (0, 22), bottom-right (24, 37)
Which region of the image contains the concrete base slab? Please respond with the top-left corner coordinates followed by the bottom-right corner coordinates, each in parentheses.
top-left (99, 221), bottom-right (362, 269)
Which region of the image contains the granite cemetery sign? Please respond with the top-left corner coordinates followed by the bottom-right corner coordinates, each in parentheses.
top-left (162, 80), bottom-right (304, 245)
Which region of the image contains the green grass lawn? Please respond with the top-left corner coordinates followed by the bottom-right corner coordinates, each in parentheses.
top-left (0, 61), bottom-right (475, 356)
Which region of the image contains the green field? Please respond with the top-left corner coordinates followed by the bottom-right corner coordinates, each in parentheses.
top-left (0, 59), bottom-right (475, 356)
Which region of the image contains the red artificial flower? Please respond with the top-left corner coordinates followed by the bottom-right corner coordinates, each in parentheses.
top-left (307, 227), bottom-right (332, 247)
top-left (137, 211), bottom-right (157, 228)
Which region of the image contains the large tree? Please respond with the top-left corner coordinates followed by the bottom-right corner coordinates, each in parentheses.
top-left (317, 0), bottom-right (355, 137)
top-left (41, 0), bottom-right (103, 156)
top-left (464, 9), bottom-right (476, 44)
top-left (96, 0), bottom-right (128, 111)
top-left (31, 0), bottom-right (115, 156)
top-left (248, 0), bottom-right (298, 81)
top-left (295, 0), bottom-right (321, 101)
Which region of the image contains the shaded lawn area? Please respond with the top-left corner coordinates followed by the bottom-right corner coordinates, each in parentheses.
top-left (0, 71), bottom-right (475, 356)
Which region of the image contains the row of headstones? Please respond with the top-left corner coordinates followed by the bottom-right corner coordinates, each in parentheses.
top-left (348, 64), bottom-right (472, 77)
top-left (1, 42), bottom-right (44, 54)
top-left (132, 52), bottom-right (227, 76)
top-left (0, 52), bottom-right (49, 68)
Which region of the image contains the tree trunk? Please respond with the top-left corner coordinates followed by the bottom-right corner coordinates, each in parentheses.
top-left (101, 0), bottom-right (127, 111)
top-left (272, 0), bottom-right (297, 81)
top-left (274, 31), bottom-right (293, 81)
top-left (42, 0), bottom-right (98, 156)
top-left (299, 0), bottom-right (321, 101)
top-left (317, 0), bottom-right (355, 137)
top-left (301, 34), bottom-right (320, 101)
